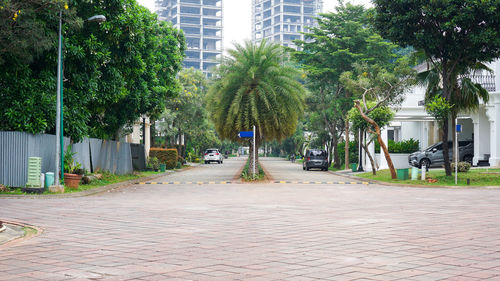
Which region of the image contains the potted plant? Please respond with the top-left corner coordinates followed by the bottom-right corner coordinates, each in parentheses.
top-left (63, 145), bottom-right (84, 189)
top-left (147, 157), bottom-right (160, 172)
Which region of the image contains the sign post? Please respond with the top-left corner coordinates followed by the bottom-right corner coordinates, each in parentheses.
top-left (238, 129), bottom-right (256, 177)
top-left (253, 125), bottom-right (256, 176)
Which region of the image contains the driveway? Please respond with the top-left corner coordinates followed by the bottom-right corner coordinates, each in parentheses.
top-left (1, 157), bottom-right (500, 280)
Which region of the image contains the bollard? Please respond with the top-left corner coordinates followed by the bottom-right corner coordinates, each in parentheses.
top-left (411, 167), bottom-right (419, 180)
top-left (467, 178), bottom-right (470, 185)
top-left (421, 165), bottom-right (426, 180)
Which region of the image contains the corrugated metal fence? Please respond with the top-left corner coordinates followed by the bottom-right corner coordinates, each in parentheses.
top-left (0, 132), bottom-right (145, 187)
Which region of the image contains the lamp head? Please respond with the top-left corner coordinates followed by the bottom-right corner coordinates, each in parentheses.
top-left (87, 15), bottom-right (106, 23)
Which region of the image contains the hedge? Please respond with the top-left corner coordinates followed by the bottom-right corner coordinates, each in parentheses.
top-left (149, 148), bottom-right (178, 169)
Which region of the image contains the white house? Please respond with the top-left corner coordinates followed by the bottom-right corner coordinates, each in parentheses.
top-left (366, 59), bottom-right (500, 170)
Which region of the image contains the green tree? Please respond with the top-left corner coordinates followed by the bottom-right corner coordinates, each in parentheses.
top-left (374, 0), bottom-right (500, 176)
top-left (341, 61), bottom-right (416, 179)
top-left (293, 2), bottom-right (399, 169)
top-left (207, 40), bottom-right (306, 172)
top-left (348, 102), bottom-right (394, 175)
top-left (0, 0), bottom-right (185, 141)
top-left (418, 63), bottom-right (490, 161)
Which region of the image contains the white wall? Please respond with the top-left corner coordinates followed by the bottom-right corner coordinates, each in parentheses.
top-left (400, 121), bottom-right (423, 143)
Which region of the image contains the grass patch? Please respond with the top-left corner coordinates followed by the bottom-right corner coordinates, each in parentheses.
top-left (357, 168), bottom-right (500, 186)
top-left (23, 226), bottom-right (38, 237)
top-left (0, 170), bottom-right (166, 195)
top-left (241, 157), bottom-right (265, 181)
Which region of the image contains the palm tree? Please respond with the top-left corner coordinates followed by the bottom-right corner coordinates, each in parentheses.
top-left (418, 62), bottom-right (489, 163)
top-left (207, 40), bottom-right (306, 172)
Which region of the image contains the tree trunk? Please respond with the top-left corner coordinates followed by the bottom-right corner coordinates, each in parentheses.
top-left (332, 133), bottom-right (340, 169)
top-left (441, 62), bottom-right (452, 176)
top-left (361, 140), bottom-right (376, 175)
top-left (345, 122), bottom-right (350, 170)
top-left (150, 119), bottom-right (155, 147)
top-left (327, 137), bottom-right (333, 167)
top-left (355, 101), bottom-right (397, 179)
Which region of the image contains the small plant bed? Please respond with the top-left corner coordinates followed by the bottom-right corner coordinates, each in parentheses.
top-left (357, 168), bottom-right (500, 187)
top-left (241, 158), bottom-right (266, 181)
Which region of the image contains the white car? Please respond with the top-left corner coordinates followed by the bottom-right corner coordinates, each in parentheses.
top-left (204, 149), bottom-right (223, 164)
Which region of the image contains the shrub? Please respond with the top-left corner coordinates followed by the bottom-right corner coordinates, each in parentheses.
top-left (176, 161), bottom-right (182, 169)
top-left (149, 148), bottom-right (169, 163)
top-left (165, 149), bottom-right (178, 169)
top-left (375, 138), bottom-right (420, 153)
top-left (336, 141), bottom-right (358, 166)
top-left (150, 148), bottom-right (178, 169)
top-left (451, 161), bottom-right (471, 173)
top-left (147, 157), bottom-right (160, 170)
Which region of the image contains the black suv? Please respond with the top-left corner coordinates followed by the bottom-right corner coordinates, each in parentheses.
top-left (303, 149), bottom-right (328, 171)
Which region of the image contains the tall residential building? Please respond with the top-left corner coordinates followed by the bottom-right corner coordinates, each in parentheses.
top-left (252, 0), bottom-right (322, 49)
top-left (155, 0), bottom-right (223, 76)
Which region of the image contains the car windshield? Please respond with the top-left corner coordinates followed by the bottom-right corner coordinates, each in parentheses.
top-left (206, 150), bottom-right (217, 154)
top-left (310, 150), bottom-right (326, 156)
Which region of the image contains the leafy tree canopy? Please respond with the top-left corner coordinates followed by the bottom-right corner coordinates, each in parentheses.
top-left (0, 0), bottom-right (185, 141)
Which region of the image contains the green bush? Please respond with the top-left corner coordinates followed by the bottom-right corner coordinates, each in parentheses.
top-left (149, 148), bottom-right (168, 163)
top-left (147, 157), bottom-right (160, 170)
top-left (176, 161), bottom-right (182, 169)
top-left (165, 149), bottom-right (178, 169)
top-left (451, 161), bottom-right (471, 173)
top-left (375, 138), bottom-right (420, 153)
top-left (336, 141), bottom-right (358, 166)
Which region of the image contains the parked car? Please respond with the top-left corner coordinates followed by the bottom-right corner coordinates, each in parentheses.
top-left (303, 149), bottom-right (328, 171)
top-left (408, 141), bottom-right (473, 168)
top-left (204, 148), bottom-right (223, 164)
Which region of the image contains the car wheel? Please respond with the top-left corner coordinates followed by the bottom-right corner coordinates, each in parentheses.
top-left (303, 166), bottom-right (305, 170)
top-left (204, 161), bottom-right (208, 164)
top-left (420, 158), bottom-right (430, 169)
top-left (463, 155), bottom-right (473, 164)
top-left (306, 167), bottom-right (310, 171)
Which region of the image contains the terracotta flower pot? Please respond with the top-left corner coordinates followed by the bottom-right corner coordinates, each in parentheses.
top-left (64, 173), bottom-right (83, 189)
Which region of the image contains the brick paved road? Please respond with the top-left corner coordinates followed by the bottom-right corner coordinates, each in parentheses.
top-left (1, 158), bottom-right (500, 280)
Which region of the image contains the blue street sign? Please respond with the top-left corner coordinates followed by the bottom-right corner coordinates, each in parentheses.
top-left (238, 131), bottom-right (254, 138)
top-left (456, 124), bottom-right (462, 133)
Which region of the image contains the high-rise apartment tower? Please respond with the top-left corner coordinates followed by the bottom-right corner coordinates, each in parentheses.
top-left (155, 0), bottom-right (223, 76)
top-left (252, 0), bottom-right (322, 49)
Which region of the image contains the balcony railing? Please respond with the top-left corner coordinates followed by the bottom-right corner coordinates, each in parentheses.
top-left (464, 74), bottom-right (496, 92)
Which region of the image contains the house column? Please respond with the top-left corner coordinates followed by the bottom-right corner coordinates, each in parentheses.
top-left (486, 104), bottom-right (499, 167)
top-left (144, 117), bottom-right (151, 159)
top-left (471, 114), bottom-right (480, 166)
top-left (378, 126), bottom-right (389, 170)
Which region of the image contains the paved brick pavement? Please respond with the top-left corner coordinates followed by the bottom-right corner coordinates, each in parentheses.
top-left (1, 158), bottom-right (500, 280)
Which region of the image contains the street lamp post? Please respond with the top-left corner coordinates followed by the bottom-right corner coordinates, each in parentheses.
top-left (53, 12), bottom-right (106, 188)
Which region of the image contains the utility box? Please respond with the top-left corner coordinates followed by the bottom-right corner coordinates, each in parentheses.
top-left (26, 157), bottom-right (42, 187)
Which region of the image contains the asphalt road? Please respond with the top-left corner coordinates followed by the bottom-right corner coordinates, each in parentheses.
top-left (1, 158), bottom-right (500, 280)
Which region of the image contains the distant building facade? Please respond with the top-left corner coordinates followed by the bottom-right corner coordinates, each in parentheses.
top-left (252, 0), bottom-right (322, 49)
top-left (155, 0), bottom-right (223, 76)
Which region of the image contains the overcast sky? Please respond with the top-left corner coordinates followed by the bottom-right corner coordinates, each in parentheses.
top-left (137, 0), bottom-right (372, 52)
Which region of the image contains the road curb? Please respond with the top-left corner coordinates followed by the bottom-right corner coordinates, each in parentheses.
top-left (0, 219), bottom-right (43, 249)
top-left (329, 171), bottom-right (500, 190)
top-left (0, 165), bottom-right (197, 199)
